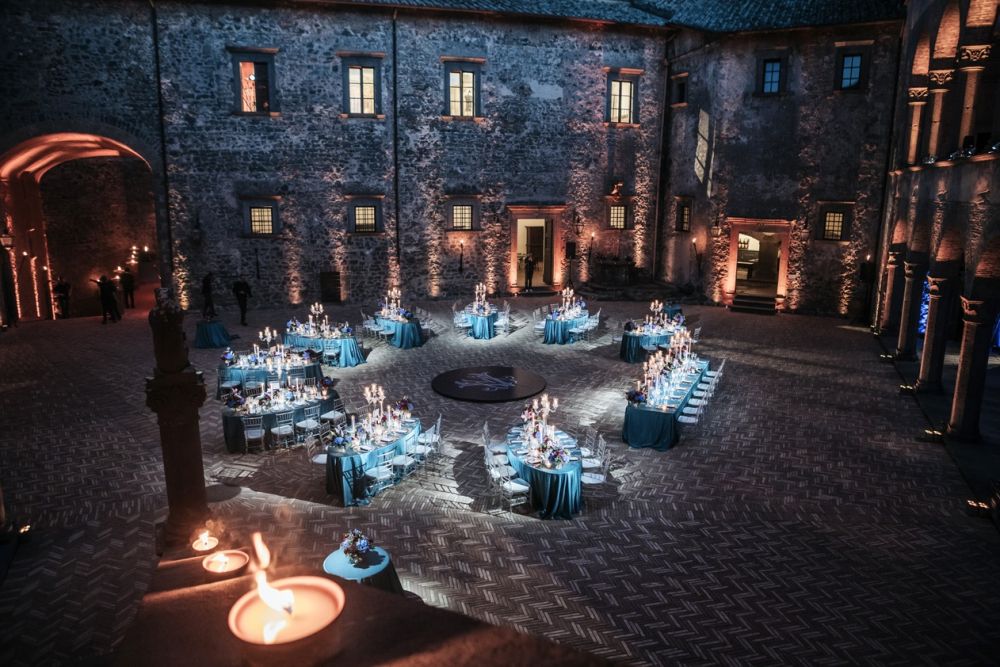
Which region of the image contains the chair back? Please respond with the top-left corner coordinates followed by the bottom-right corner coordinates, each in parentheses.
top-left (274, 410), bottom-right (295, 427)
top-left (303, 404), bottom-right (321, 421)
top-left (241, 415), bottom-right (264, 431)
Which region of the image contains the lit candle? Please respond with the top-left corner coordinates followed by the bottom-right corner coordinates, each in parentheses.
top-left (202, 549), bottom-right (250, 575)
top-left (192, 530), bottom-right (219, 552)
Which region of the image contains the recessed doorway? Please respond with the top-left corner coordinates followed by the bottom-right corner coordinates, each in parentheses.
top-left (735, 232), bottom-right (781, 296)
top-left (515, 218), bottom-right (551, 289)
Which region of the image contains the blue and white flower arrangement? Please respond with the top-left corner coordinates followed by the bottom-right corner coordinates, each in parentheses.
top-left (341, 528), bottom-right (372, 565)
top-left (626, 388), bottom-right (646, 404)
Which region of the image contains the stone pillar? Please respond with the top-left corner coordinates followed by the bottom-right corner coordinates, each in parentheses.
top-left (957, 45), bottom-right (991, 145)
top-left (906, 87), bottom-right (927, 165)
top-left (879, 251), bottom-right (905, 334)
top-left (947, 297), bottom-right (997, 442)
top-left (915, 275), bottom-right (955, 392)
top-left (145, 289), bottom-right (209, 543)
top-left (895, 260), bottom-right (927, 360)
top-left (926, 71), bottom-right (952, 158)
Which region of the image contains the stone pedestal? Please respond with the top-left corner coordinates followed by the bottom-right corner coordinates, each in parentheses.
top-left (879, 251), bottom-right (904, 334)
top-left (947, 297), bottom-right (997, 442)
top-left (895, 260), bottom-right (927, 360)
top-left (145, 290), bottom-right (209, 544)
top-left (915, 275), bottom-right (954, 392)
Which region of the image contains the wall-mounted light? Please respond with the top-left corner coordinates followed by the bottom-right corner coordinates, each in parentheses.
top-left (459, 240), bottom-right (464, 273)
top-left (589, 232), bottom-right (595, 262)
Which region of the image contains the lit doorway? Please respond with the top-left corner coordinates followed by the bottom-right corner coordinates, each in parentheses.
top-left (516, 218), bottom-right (552, 288)
top-left (735, 232), bottom-right (781, 296)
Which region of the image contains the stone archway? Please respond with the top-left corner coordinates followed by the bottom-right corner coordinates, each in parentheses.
top-left (0, 133), bottom-right (159, 320)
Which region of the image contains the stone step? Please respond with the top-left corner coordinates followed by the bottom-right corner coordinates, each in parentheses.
top-left (730, 294), bottom-right (777, 315)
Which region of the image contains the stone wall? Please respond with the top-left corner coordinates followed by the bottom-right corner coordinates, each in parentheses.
top-left (661, 24), bottom-right (901, 315)
top-left (40, 158), bottom-right (156, 316)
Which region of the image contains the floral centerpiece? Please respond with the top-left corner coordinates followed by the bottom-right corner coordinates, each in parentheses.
top-left (396, 397), bottom-right (414, 417)
top-left (520, 404), bottom-right (537, 423)
top-left (226, 389), bottom-right (246, 410)
top-left (220, 348), bottom-right (235, 366)
top-left (400, 309), bottom-right (414, 320)
top-left (546, 444), bottom-right (571, 467)
top-left (626, 388), bottom-right (646, 404)
top-left (341, 528), bottom-right (372, 565)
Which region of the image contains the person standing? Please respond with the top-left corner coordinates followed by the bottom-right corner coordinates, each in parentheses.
top-left (232, 276), bottom-right (252, 326)
top-left (120, 267), bottom-right (135, 309)
top-left (91, 275), bottom-right (120, 324)
top-left (53, 276), bottom-right (71, 319)
top-left (201, 272), bottom-right (216, 320)
top-left (524, 253), bottom-right (536, 291)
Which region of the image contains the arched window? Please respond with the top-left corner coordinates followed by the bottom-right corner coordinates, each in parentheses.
top-left (933, 2), bottom-right (961, 59)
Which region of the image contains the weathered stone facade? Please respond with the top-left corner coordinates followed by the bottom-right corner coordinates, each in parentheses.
top-left (659, 24), bottom-right (901, 315)
top-left (0, 0), bottom-right (919, 318)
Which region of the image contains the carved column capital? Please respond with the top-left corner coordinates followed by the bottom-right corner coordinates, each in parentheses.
top-left (903, 261), bottom-right (927, 279)
top-left (959, 44), bottom-right (991, 69)
top-left (887, 250), bottom-right (904, 266)
top-left (928, 70), bottom-right (954, 88)
top-left (907, 86), bottom-right (928, 104)
top-left (926, 275), bottom-right (951, 296)
top-left (959, 297), bottom-right (990, 324)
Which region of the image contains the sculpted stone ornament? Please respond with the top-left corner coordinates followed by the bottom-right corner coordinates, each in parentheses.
top-left (928, 70), bottom-right (953, 86)
top-left (959, 45), bottom-right (991, 65)
top-left (149, 288), bottom-right (190, 374)
top-left (907, 87), bottom-right (928, 101)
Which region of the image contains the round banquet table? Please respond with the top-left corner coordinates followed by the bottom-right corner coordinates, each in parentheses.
top-left (216, 361), bottom-right (324, 398)
top-left (194, 321), bottom-right (232, 349)
top-left (322, 546), bottom-right (404, 594)
top-left (467, 311), bottom-right (498, 340)
top-left (619, 331), bottom-right (672, 363)
top-left (505, 431), bottom-right (582, 520)
top-left (221, 394), bottom-right (336, 453)
top-left (325, 420), bottom-right (421, 506)
top-left (284, 333), bottom-right (366, 367)
top-left (543, 312), bottom-right (589, 345)
top-left (376, 316), bottom-right (424, 349)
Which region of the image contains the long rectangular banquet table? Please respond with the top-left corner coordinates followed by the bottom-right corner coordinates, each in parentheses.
top-left (622, 360), bottom-right (709, 451)
top-left (284, 332), bottom-right (366, 367)
top-left (221, 394), bottom-right (337, 453)
top-left (326, 420), bottom-right (421, 506)
top-left (505, 427), bottom-right (582, 519)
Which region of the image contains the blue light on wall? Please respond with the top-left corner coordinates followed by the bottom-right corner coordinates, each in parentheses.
top-left (918, 278), bottom-right (929, 335)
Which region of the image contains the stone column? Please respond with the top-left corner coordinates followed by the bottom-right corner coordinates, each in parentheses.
top-left (145, 289), bottom-right (209, 543)
top-left (915, 275), bottom-right (955, 392)
top-left (957, 45), bottom-right (991, 145)
top-left (895, 260), bottom-right (927, 360)
top-left (947, 297), bottom-right (998, 442)
top-left (879, 251), bottom-right (905, 334)
top-left (905, 87), bottom-right (927, 165)
top-left (926, 71), bottom-right (952, 159)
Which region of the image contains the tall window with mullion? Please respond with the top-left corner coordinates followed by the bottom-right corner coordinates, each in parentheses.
top-left (609, 79), bottom-right (635, 124)
top-left (348, 66), bottom-right (376, 115)
top-left (840, 53), bottom-right (863, 89)
top-left (239, 61), bottom-right (271, 112)
top-left (675, 200), bottom-right (691, 232)
top-left (761, 59), bottom-right (782, 94)
top-left (449, 70), bottom-right (477, 117)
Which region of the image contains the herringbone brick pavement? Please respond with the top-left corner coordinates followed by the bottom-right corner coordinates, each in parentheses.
top-left (1, 298), bottom-right (998, 665)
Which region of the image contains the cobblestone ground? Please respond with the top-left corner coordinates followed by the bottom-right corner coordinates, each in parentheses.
top-left (1, 299), bottom-right (999, 665)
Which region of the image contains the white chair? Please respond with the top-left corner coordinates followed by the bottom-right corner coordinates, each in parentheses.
top-left (295, 404), bottom-right (322, 442)
top-left (581, 435), bottom-right (606, 470)
top-left (677, 405), bottom-right (702, 425)
top-left (365, 448), bottom-right (395, 496)
top-left (321, 339), bottom-right (341, 366)
top-left (391, 446), bottom-right (418, 478)
top-left (692, 326), bottom-right (702, 344)
top-left (218, 368), bottom-right (241, 398)
top-left (418, 414), bottom-right (442, 448)
top-left (320, 398), bottom-right (348, 426)
top-left (532, 309), bottom-right (547, 335)
top-left (705, 358), bottom-right (725, 379)
top-left (240, 415), bottom-right (265, 454)
top-left (307, 423), bottom-right (331, 465)
top-left (609, 318), bottom-right (624, 344)
top-left (488, 461), bottom-right (530, 513)
top-left (581, 456), bottom-right (610, 485)
top-left (270, 410), bottom-right (296, 449)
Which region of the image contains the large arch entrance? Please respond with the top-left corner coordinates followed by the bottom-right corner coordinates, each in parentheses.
top-left (0, 133), bottom-right (159, 322)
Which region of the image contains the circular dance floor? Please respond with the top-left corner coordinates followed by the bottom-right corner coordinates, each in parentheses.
top-left (431, 366), bottom-right (547, 403)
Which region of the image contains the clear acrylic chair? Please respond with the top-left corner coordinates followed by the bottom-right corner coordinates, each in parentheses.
top-left (365, 448), bottom-right (395, 496)
top-left (295, 404), bottom-right (322, 442)
top-left (270, 410), bottom-right (296, 449)
top-left (240, 415), bottom-right (265, 454)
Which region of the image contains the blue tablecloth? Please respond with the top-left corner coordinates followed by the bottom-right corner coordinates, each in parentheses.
top-left (216, 361), bottom-right (324, 398)
top-left (622, 362), bottom-right (708, 451)
top-left (283, 333), bottom-right (365, 367)
top-left (468, 312), bottom-right (497, 340)
top-left (543, 313), bottom-right (589, 345)
top-left (666, 305), bottom-right (683, 319)
top-left (376, 316), bottom-right (424, 349)
top-left (194, 321), bottom-right (232, 349)
top-left (506, 439), bottom-right (582, 520)
top-left (322, 546), bottom-right (403, 594)
top-left (619, 332), bottom-right (672, 363)
top-left (325, 421), bottom-right (421, 506)
top-left (221, 395), bottom-right (336, 453)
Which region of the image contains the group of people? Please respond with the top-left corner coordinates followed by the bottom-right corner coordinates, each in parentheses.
top-left (49, 268), bottom-right (137, 324)
top-left (201, 272), bottom-right (253, 326)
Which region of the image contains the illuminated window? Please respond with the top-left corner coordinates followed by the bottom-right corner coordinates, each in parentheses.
top-left (229, 47), bottom-right (278, 114)
top-left (609, 205), bottom-right (627, 229)
top-left (609, 80), bottom-right (635, 123)
top-left (818, 206), bottom-right (853, 241)
top-left (443, 61), bottom-right (482, 118)
top-left (354, 206), bottom-right (377, 233)
top-left (840, 54), bottom-right (863, 89)
top-left (241, 198), bottom-right (280, 236)
top-left (675, 201), bottom-right (691, 232)
top-left (762, 59), bottom-right (782, 94)
top-left (452, 204), bottom-right (473, 230)
top-left (348, 66), bottom-right (376, 115)
top-left (249, 207), bottom-right (273, 235)
top-left (822, 211), bottom-right (844, 240)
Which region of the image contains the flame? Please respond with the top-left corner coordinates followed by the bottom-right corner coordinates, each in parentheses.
top-left (198, 530), bottom-right (210, 548)
top-left (263, 618), bottom-right (288, 645)
top-left (209, 553), bottom-right (230, 570)
top-left (255, 571), bottom-right (295, 617)
top-left (251, 532), bottom-right (271, 569)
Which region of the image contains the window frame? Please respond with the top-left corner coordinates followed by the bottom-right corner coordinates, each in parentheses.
top-left (347, 196), bottom-right (385, 234)
top-left (605, 198), bottom-right (633, 230)
top-left (817, 203), bottom-right (853, 242)
top-left (227, 46), bottom-right (280, 116)
top-left (446, 196), bottom-right (481, 231)
top-left (755, 50), bottom-right (789, 96)
top-left (604, 67), bottom-right (643, 126)
top-left (441, 58), bottom-right (484, 119)
top-left (240, 196), bottom-right (282, 237)
top-left (834, 43), bottom-right (872, 92)
top-left (675, 197), bottom-right (692, 232)
top-left (339, 53), bottom-right (385, 118)
top-left (670, 72), bottom-right (689, 108)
